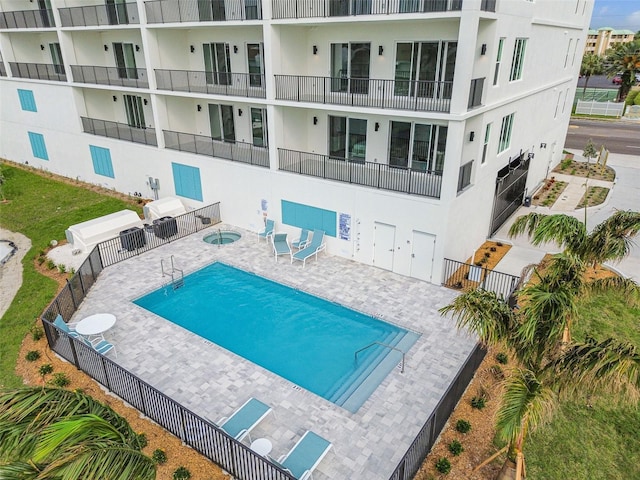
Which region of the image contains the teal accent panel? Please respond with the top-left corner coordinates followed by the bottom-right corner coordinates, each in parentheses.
top-left (172, 162), bottom-right (203, 201)
top-left (89, 145), bottom-right (115, 178)
top-left (27, 132), bottom-right (49, 160)
top-left (281, 200), bottom-right (337, 237)
top-left (18, 89), bottom-right (37, 112)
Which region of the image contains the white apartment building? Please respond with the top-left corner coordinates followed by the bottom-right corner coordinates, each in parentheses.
top-left (0, 0), bottom-right (592, 285)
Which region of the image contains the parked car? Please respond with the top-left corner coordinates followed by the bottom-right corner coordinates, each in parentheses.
top-left (612, 75), bottom-right (622, 85)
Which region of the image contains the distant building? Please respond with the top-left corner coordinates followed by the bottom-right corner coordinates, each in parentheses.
top-left (584, 27), bottom-right (636, 56)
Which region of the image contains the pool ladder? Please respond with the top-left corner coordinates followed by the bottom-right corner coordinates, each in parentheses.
top-left (161, 255), bottom-right (184, 290)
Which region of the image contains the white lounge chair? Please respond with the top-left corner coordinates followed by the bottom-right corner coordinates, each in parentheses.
top-left (291, 229), bottom-right (311, 250)
top-left (272, 233), bottom-right (292, 262)
top-left (258, 219), bottom-right (275, 243)
top-left (291, 230), bottom-right (326, 267)
top-left (216, 397), bottom-right (272, 443)
top-left (271, 430), bottom-right (332, 480)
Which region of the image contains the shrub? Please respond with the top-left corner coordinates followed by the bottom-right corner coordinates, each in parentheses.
top-left (448, 440), bottom-right (464, 456)
top-left (456, 419), bottom-right (471, 434)
top-left (490, 364), bottom-right (504, 379)
top-left (38, 363), bottom-right (54, 377)
top-left (49, 372), bottom-right (70, 388)
top-left (435, 457), bottom-right (451, 474)
top-left (495, 352), bottom-right (508, 364)
top-left (136, 432), bottom-right (148, 450)
top-left (37, 256), bottom-right (46, 265)
top-left (471, 395), bottom-right (487, 410)
top-left (496, 242), bottom-right (503, 247)
top-left (490, 246), bottom-right (497, 252)
top-left (30, 325), bottom-right (44, 341)
top-left (560, 157), bottom-right (573, 170)
top-left (173, 467), bottom-right (191, 480)
top-left (483, 252), bottom-right (491, 258)
top-left (46, 259), bottom-right (56, 270)
top-left (152, 449), bottom-right (168, 465)
top-left (25, 350), bottom-right (41, 362)
top-left (57, 264), bottom-right (66, 274)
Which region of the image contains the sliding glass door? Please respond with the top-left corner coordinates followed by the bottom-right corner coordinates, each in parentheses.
top-left (203, 43), bottom-right (231, 85)
top-left (389, 121), bottom-right (447, 172)
top-left (124, 95), bottom-right (145, 128)
top-left (394, 41), bottom-right (456, 98)
top-left (209, 104), bottom-right (235, 143)
top-left (329, 116), bottom-right (367, 163)
top-left (113, 42), bottom-right (137, 79)
top-left (330, 42), bottom-right (370, 94)
top-left (247, 43), bottom-right (264, 87)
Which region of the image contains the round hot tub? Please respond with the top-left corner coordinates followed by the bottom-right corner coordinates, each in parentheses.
top-left (203, 230), bottom-right (241, 245)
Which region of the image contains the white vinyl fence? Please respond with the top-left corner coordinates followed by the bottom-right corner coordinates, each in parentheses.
top-left (575, 100), bottom-right (624, 117)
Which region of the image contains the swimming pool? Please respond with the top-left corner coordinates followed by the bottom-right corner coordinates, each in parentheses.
top-left (134, 262), bottom-right (418, 412)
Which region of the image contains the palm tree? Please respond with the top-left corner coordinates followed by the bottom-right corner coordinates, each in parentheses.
top-left (0, 387), bottom-right (156, 480)
top-left (604, 40), bottom-right (640, 101)
top-left (441, 255), bottom-right (640, 480)
top-left (579, 53), bottom-right (603, 95)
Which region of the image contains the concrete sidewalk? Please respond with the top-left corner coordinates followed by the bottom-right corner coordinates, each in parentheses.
top-left (492, 150), bottom-right (639, 282)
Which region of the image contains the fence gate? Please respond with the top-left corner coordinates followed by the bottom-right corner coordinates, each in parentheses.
top-left (490, 153), bottom-right (531, 235)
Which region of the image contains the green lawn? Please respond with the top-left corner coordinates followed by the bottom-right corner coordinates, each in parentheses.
top-left (525, 290), bottom-right (640, 479)
top-left (0, 164), bottom-right (142, 388)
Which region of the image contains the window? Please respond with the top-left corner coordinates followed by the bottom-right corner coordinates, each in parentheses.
top-left (328, 116), bottom-right (367, 163)
top-left (554, 91), bottom-right (561, 118)
top-left (172, 162), bottom-right (203, 201)
top-left (244, 0), bottom-right (259, 19)
top-left (106, 0), bottom-right (129, 25)
top-left (571, 39), bottom-right (579, 66)
top-left (394, 41), bottom-right (456, 99)
top-left (113, 42), bottom-right (137, 79)
top-left (198, 0), bottom-right (226, 21)
top-left (208, 104), bottom-right (235, 143)
top-left (509, 38), bottom-right (527, 81)
top-left (281, 200), bottom-right (337, 238)
top-left (389, 122), bottom-right (447, 172)
top-left (493, 38), bottom-right (504, 85)
top-left (481, 123), bottom-right (491, 164)
top-left (331, 42), bottom-right (371, 94)
top-left (28, 132), bottom-right (48, 160)
top-left (468, 77), bottom-right (484, 108)
top-left (37, 0), bottom-right (54, 27)
top-left (89, 145), bottom-right (114, 178)
top-left (251, 108), bottom-right (268, 147)
top-left (247, 43), bottom-right (264, 87)
top-left (17, 89), bottom-right (37, 112)
top-left (562, 88), bottom-right (570, 114)
top-left (458, 160), bottom-right (473, 192)
top-left (123, 95), bottom-right (145, 128)
top-left (49, 43), bottom-right (64, 75)
top-left (564, 39), bottom-right (572, 68)
top-left (498, 113), bottom-right (514, 153)
top-left (203, 43), bottom-right (231, 85)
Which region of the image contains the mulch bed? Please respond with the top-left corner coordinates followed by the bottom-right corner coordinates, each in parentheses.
top-left (445, 241), bottom-right (512, 291)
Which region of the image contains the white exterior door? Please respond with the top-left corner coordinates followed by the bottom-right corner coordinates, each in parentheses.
top-left (410, 230), bottom-right (436, 282)
top-left (373, 222), bottom-right (395, 271)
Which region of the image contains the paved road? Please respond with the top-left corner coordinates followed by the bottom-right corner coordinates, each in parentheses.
top-left (565, 119), bottom-right (640, 155)
top-left (576, 74), bottom-right (619, 90)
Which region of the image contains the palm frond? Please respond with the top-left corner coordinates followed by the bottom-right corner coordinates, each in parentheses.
top-left (582, 276), bottom-right (640, 306)
top-left (439, 289), bottom-right (517, 347)
top-left (495, 369), bottom-right (557, 448)
top-left (0, 461), bottom-right (42, 480)
top-left (508, 213), bottom-right (586, 254)
top-left (550, 337), bottom-right (640, 403)
top-left (585, 210), bottom-right (640, 265)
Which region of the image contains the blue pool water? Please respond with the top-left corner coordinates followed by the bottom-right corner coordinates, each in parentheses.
top-left (134, 262), bottom-right (418, 412)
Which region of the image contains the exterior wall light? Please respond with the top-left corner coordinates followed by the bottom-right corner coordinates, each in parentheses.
top-left (313, 116), bottom-right (318, 125)
top-left (313, 45), bottom-right (318, 55)
top-left (104, 44), bottom-right (109, 51)
top-left (197, 104), bottom-right (202, 112)
top-left (481, 44), bottom-right (487, 55)
top-left (190, 45), bottom-right (195, 53)
top-left (469, 131), bottom-right (475, 142)
top-left (378, 45), bottom-right (384, 55)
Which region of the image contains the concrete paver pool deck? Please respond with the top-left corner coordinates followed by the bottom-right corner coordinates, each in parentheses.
top-left (71, 225), bottom-right (477, 480)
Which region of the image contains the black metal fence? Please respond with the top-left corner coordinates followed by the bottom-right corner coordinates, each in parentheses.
top-left (278, 148), bottom-right (443, 198)
top-left (9, 62), bottom-right (67, 82)
top-left (81, 117), bottom-right (158, 147)
top-left (71, 65), bottom-right (149, 89)
top-left (442, 258), bottom-right (520, 301)
top-left (275, 75), bottom-right (452, 113)
top-left (388, 343), bottom-right (486, 480)
top-left (59, 2), bottom-right (140, 26)
top-left (272, 0), bottom-right (462, 19)
top-left (145, 0), bottom-right (262, 23)
top-left (164, 130), bottom-right (270, 168)
top-left (0, 9), bottom-right (55, 28)
top-left (155, 69), bottom-right (266, 98)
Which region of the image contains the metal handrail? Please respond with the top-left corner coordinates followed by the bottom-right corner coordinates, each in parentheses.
top-left (161, 255), bottom-right (184, 289)
top-left (355, 341), bottom-right (405, 373)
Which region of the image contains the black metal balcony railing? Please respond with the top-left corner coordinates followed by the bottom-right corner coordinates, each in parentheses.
top-left (145, 0), bottom-right (262, 23)
top-left (275, 75), bottom-right (452, 113)
top-left (155, 69), bottom-right (266, 98)
top-left (278, 148), bottom-right (442, 198)
top-left (71, 65), bottom-right (149, 89)
top-left (164, 130), bottom-right (269, 168)
top-left (480, 0), bottom-right (496, 12)
top-left (0, 9), bottom-right (55, 29)
top-left (82, 117), bottom-right (157, 146)
top-left (10, 62), bottom-right (66, 82)
top-left (272, 0), bottom-right (462, 19)
top-left (59, 2), bottom-right (140, 27)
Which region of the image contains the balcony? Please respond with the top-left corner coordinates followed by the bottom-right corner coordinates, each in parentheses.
top-left (144, 0), bottom-right (262, 24)
top-left (275, 75), bottom-right (452, 113)
top-left (272, 0), bottom-right (462, 19)
top-left (10, 62), bottom-right (67, 82)
top-left (278, 148), bottom-right (442, 198)
top-left (59, 2), bottom-right (140, 27)
top-left (71, 65), bottom-right (149, 89)
top-left (155, 69), bottom-right (266, 98)
top-left (82, 117), bottom-right (158, 146)
top-left (164, 130), bottom-right (269, 167)
top-left (0, 9), bottom-right (55, 29)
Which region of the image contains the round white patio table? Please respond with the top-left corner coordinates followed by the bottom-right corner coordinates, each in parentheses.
top-left (250, 438), bottom-right (273, 457)
top-left (75, 313), bottom-right (116, 337)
